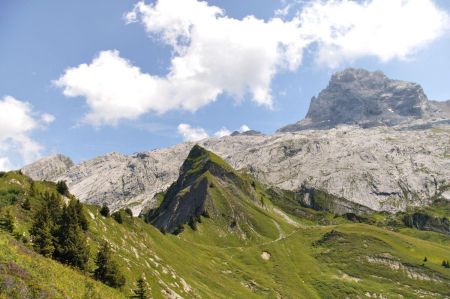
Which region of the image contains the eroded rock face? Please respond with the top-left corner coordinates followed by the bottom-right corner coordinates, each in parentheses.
top-left (22, 154), bottom-right (73, 181)
top-left (278, 68), bottom-right (447, 132)
top-left (21, 69), bottom-right (450, 215)
top-left (23, 122), bottom-right (450, 215)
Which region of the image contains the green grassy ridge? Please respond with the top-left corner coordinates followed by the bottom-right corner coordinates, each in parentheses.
top-left (1, 167), bottom-right (450, 297)
top-left (148, 145), bottom-right (297, 241)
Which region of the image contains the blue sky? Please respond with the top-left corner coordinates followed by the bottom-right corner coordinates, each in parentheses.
top-left (1, 0), bottom-right (450, 169)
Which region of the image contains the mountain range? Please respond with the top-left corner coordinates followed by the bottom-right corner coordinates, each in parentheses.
top-left (22, 68), bottom-right (450, 217)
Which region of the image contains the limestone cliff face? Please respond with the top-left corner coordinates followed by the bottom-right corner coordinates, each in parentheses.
top-left (22, 122), bottom-right (450, 215)
top-left (22, 69), bottom-right (450, 215)
top-left (278, 68), bottom-right (448, 132)
top-left (21, 154), bottom-right (73, 181)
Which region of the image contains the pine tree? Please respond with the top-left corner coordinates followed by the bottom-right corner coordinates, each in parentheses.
top-left (30, 205), bottom-right (55, 257)
top-left (112, 211), bottom-right (123, 224)
top-left (3, 211), bottom-right (15, 233)
top-left (30, 181), bottom-right (37, 197)
top-left (94, 241), bottom-right (125, 288)
top-left (130, 277), bottom-right (149, 299)
top-left (44, 192), bottom-right (63, 223)
top-left (54, 200), bottom-right (89, 270)
top-left (56, 180), bottom-right (69, 196)
top-left (423, 257), bottom-right (427, 262)
top-left (75, 200), bottom-right (89, 231)
top-left (100, 205), bottom-right (110, 217)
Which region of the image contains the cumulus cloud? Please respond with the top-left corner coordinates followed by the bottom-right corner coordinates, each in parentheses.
top-left (177, 123), bottom-right (209, 142)
top-left (55, 0), bottom-right (449, 126)
top-left (0, 96), bottom-right (54, 170)
top-left (213, 127), bottom-right (231, 138)
top-left (55, 0), bottom-right (306, 126)
top-left (298, 0), bottom-right (450, 67)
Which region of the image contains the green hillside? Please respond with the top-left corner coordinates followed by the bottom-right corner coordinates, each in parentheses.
top-left (1, 146), bottom-right (450, 298)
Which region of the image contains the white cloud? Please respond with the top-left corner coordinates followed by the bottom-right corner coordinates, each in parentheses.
top-left (0, 157), bottom-right (13, 171)
top-left (41, 113), bottom-right (56, 124)
top-left (298, 0), bottom-right (450, 67)
top-left (239, 125), bottom-right (251, 133)
top-left (0, 96), bottom-right (53, 170)
top-left (213, 127), bottom-right (231, 138)
top-left (55, 0), bottom-right (449, 126)
top-left (177, 123), bottom-right (209, 142)
top-left (55, 0), bottom-right (306, 126)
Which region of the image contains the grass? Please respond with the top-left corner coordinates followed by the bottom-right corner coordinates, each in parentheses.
top-left (1, 165), bottom-right (450, 298)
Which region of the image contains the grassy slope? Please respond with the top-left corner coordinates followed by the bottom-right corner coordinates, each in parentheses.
top-left (1, 170), bottom-right (450, 298)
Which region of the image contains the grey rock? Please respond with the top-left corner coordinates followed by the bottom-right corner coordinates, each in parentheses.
top-left (278, 68), bottom-right (446, 132)
top-left (230, 130), bottom-right (263, 136)
top-left (22, 154), bottom-right (73, 181)
top-left (23, 122), bottom-right (450, 215)
top-left (403, 212), bottom-right (450, 235)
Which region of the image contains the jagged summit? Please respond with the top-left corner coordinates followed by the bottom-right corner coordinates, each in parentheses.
top-left (278, 68), bottom-right (446, 132)
top-left (22, 154), bottom-right (73, 181)
top-left (148, 145), bottom-right (241, 234)
top-left (147, 145), bottom-right (283, 239)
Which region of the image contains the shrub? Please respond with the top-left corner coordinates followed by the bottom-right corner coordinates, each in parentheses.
top-left (112, 211), bottom-right (123, 224)
top-left (100, 205), bottom-right (110, 217)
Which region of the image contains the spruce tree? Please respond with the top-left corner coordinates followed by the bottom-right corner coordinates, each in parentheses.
top-left (112, 211), bottom-right (123, 224)
top-left (3, 211), bottom-right (15, 233)
top-left (54, 200), bottom-right (89, 270)
top-left (94, 241), bottom-right (125, 288)
top-left (30, 205), bottom-right (55, 257)
top-left (56, 180), bottom-right (69, 196)
top-left (130, 277), bottom-right (149, 299)
top-left (100, 205), bottom-right (110, 217)
top-left (75, 200), bottom-right (89, 231)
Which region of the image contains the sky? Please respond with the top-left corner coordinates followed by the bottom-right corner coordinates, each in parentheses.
top-left (1, 0), bottom-right (450, 170)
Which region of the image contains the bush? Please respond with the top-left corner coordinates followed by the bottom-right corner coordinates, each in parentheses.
top-left (94, 242), bottom-right (126, 288)
top-left (100, 205), bottom-right (110, 217)
top-left (112, 212), bottom-right (123, 224)
top-left (56, 181), bottom-right (69, 196)
top-left (125, 208), bottom-right (133, 217)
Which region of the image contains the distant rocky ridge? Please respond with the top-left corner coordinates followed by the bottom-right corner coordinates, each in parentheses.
top-left (22, 69), bottom-right (450, 215)
top-left (23, 122), bottom-right (450, 215)
top-left (21, 154), bottom-right (73, 181)
top-left (278, 68), bottom-right (449, 132)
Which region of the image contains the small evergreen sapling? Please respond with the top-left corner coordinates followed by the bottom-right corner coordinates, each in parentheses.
top-left (100, 205), bottom-right (110, 217)
top-left (130, 277), bottom-right (149, 299)
top-left (94, 241), bottom-right (126, 288)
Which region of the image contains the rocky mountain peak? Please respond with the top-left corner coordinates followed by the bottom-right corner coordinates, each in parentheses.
top-left (278, 68), bottom-right (437, 132)
top-left (22, 154), bottom-right (73, 181)
top-left (147, 145), bottom-right (267, 235)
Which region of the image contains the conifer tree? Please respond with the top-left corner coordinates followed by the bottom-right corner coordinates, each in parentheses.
top-left (112, 211), bottom-right (123, 224)
top-left (30, 205), bottom-right (55, 257)
top-left (75, 199), bottom-right (89, 231)
top-left (4, 211), bottom-right (15, 233)
top-left (56, 180), bottom-right (69, 196)
top-left (94, 241), bottom-right (125, 288)
top-left (54, 200), bottom-right (89, 270)
top-left (100, 205), bottom-right (110, 217)
top-left (130, 277), bottom-right (149, 299)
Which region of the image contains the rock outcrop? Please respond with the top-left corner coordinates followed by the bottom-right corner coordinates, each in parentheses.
top-left (22, 69), bottom-right (450, 215)
top-left (22, 154), bottom-right (73, 181)
top-left (278, 68), bottom-right (448, 132)
top-left (403, 212), bottom-right (450, 235)
top-left (148, 145), bottom-right (284, 238)
top-left (23, 122), bottom-right (450, 215)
